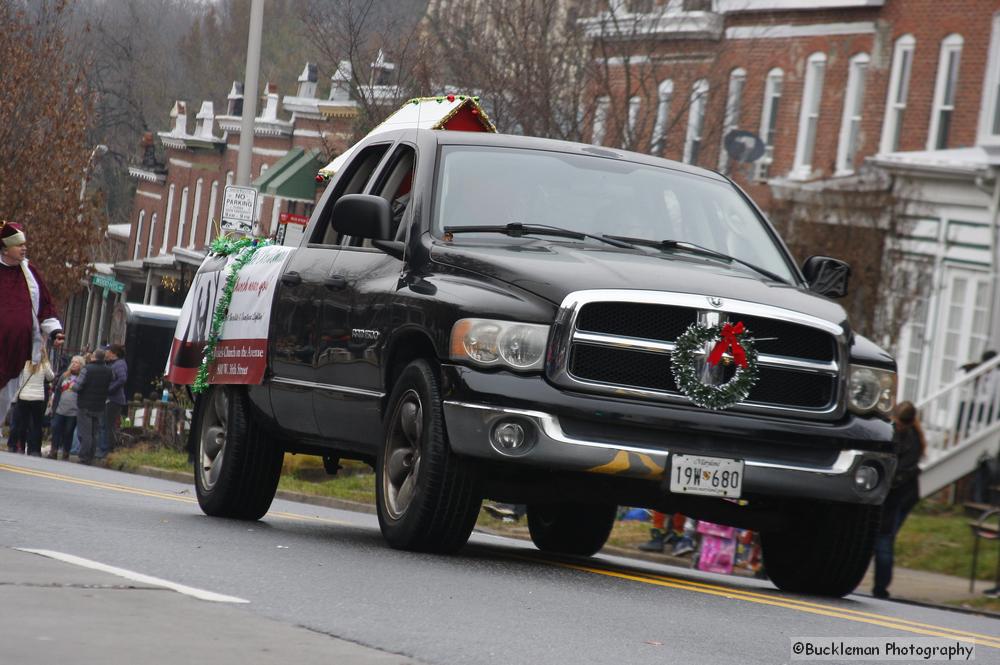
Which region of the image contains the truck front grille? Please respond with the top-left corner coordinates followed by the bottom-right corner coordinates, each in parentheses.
top-left (549, 291), bottom-right (845, 419)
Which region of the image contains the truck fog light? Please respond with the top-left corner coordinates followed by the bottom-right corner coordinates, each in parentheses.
top-left (854, 463), bottom-right (880, 492)
top-left (490, 419), bottom-right (535, 455)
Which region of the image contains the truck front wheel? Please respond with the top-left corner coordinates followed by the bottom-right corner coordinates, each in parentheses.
top-left (376, 359), bottom-right (482, 553)
top-left (194, 386), bottom-right (284, 520)
top-left (527, 502), bottom-right (617, 556)
top-left (761, 501), bottom-right (880, 597)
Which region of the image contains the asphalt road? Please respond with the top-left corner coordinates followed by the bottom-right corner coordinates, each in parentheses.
top-left (1, 452), bottom-right (996, 665)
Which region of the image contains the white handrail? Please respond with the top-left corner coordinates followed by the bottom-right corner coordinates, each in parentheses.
top-left (917, 353), bottom-right (1000, 406)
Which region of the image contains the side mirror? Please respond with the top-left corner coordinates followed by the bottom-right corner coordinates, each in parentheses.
top-left (331, 194), bottom-right (391, 240)
top-left (802, 256), bottom-right (851, 299)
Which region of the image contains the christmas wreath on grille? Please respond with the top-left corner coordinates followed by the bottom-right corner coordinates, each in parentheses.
top-left (671, 321), bottom-right (759, 410)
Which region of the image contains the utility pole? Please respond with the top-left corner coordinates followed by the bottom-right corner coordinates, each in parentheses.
top-left (236, 0), bottom-right (264, 187)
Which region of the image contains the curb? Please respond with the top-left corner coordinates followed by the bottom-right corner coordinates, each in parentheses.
top-left (127, 464), bottom-right (999, 619)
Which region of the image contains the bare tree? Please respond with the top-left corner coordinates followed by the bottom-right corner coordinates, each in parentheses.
top-left (769, 175), bottom-right (931, 348)
top-left (0, 0), bottom-right (105, 305)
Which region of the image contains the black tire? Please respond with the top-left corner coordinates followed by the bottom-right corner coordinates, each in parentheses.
top-left (194, 386), bottom-right (284, 520)
top-left (527, 502), bottom-right (618, 556)
top-left (376, 359), bottom-right (482, 553)
top-left (761, 501), bottom-right (881, 597)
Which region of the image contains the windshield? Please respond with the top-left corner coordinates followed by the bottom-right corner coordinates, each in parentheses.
top-left (434, 145), bottom-right (796, 283)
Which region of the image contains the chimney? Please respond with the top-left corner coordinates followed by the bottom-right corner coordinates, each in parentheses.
top-left (141, 131), bottom-right (157, 168)
top-left (297, 62), bottom-right (318, 99)
top-left (227, 81), bottom-right (244, 116)
top-left (329, 60), bottom-right (353, 102)
top-left (260, 81), bottom-right (280, 121)
top-left (195, 101), bottom-right (216, 139)
top-left (170, 101), bottom-right (188, 135)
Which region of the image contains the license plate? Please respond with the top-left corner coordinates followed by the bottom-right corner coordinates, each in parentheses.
top-left (669, 454), bottom-right (743, 498)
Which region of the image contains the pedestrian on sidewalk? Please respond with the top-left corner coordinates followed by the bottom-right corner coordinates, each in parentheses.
top-left (10, 350), bottom-right (55, 456)
top-left (73, 349), bottom-right (113, 465)
top-left (48, 355), bottom-right (84, 460)
top-left (102, 344), bottom-right (127, 458)
top-left (872, 401), bottom-right (926, 600)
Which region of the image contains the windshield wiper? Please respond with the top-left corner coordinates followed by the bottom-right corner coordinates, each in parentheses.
top-left (602, 235), bottom-right (790, 285)
top-left (445, 223), bottom-right (635, 249)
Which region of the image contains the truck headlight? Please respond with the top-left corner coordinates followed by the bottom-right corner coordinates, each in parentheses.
top-left (847, 365), bottom-right (896, 417)
top-left (450, 319), bottom-right (549, 371)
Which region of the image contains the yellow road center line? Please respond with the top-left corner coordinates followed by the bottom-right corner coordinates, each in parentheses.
top-left (577, 558), bottom-right (1000, 643)
top-left (513, 554), bottom-right (1000, 648)
top-left (0, 463), bottom-right (349, 526)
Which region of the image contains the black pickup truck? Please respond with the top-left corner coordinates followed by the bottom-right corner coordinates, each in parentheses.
top-left (191, 128), bottom-right (897, 597)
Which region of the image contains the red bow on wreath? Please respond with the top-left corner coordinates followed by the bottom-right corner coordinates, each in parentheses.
top-left (707, 321), bottom-right (749, 368)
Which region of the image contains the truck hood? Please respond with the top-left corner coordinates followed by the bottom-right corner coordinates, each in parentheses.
top-left (430, 240), bottom-right (850, 328)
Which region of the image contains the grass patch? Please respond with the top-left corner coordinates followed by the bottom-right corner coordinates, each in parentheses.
top-left (896, 502), bottom-right (998, 582)
top-left (108, 445), bottom-right (191, 473)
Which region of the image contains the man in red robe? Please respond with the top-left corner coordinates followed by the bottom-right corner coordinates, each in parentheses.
top-left (1, 221), bottom-right (63, 426)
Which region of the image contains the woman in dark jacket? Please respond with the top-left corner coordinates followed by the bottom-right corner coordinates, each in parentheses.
top-left (872, 401), bottom-right (926, 599)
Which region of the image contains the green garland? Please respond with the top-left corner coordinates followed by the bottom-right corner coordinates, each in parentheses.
top-left (671, 322), bottom-right (759, 410)
top-left (191, 235), bottom-right (272, 394)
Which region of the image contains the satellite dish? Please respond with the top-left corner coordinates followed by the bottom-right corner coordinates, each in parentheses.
top-left (723, 130), bottom-right (766, 163)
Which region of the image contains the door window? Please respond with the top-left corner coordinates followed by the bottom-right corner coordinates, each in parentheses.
top-left (933, 270), bottom-right (991, 390)
top-left (309, 143), bottom-right (392, 246)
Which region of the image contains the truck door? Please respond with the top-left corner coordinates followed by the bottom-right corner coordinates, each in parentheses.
top-left (268, 142), bottom-right (393, 438)
top-left (313, 143), bottom-right (415, 447)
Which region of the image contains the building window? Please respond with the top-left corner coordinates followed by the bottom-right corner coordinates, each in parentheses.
top-left (178, 186), bottom-right (189, 250)
top-left (880, 34), bottom-right (915, 153)
top-left (929, 35), bottom-right (963, 150)
top-left (979, 14), bottom-right (1000, 143)
top-left (206, 181), bottom-right (219, 246)
top-left (755, 68), bottom-right (783, 181)
top-left (134, 210), bottom-right (146, 260)
top-left (718, 67), bottom-right (746, 173)
top-left (836, 53), bottom-right (869, 175)
top-left (649, 79), bottom-right (674, 155)
top-left (161, 184), bottom-right (175, 254)
top-left (147, 213), bottom-right (158, 258)
top-left (225, 171), bottom-right (234, 187)
top-left (792, 52), bottom-right (826, 179)
top-left (189, 178), bottom-right (204, 247)
top-left (683, 79), bottom-right (709, 165)
top-left (623, 96), bottom-right (641, 149)
top-left (592, 96), bottom-right (610, 146)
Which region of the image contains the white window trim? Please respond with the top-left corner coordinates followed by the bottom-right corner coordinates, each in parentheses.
top-left (683, 79), bottom-right (709, 165)
top-left (977, 14), bottom-right (1000, 144)
top-left (719, 68), bottom-right (746, 172)
top-left (927, 34), bottom-right (963, 151)
top-left (791, 52), bottom-right (826, 180)
top-left (189, 178), bottom-right (204, 247)
top-left (592, 96), bottom-right (610, 146)
top-left (147, 213), bottom-right (158, 258)
top-left (161, 184), bottom-right (175, 255)
top-left (755, 68), bottom-right (783, 181)
top-left (835, 52), bottom-right (869, 176)
top-left (206, 181), bottom-right (219, 246)
top-left (624, 96), bottom-right (641, 149)
top-left (133, 210), bottom-right (146, 260)
top-left (879, 34), bottom-right (915, 154)
top-left (650, 79), bottom-right (674, 155)
top-left (177, 186), bottom-right (189, 251)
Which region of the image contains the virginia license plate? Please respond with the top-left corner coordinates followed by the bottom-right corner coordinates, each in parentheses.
top-left (669, 454), bottom-right (744, 498)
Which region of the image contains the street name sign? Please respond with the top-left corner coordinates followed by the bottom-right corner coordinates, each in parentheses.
top-left (221, 185), bottom-right (258, 234)
top-left (92, 274), bottom-right (125, 294)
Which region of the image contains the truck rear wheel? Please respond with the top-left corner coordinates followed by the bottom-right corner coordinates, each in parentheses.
top-left (194, 386), bottom-right (284, 520)
top-left (527, 502), bottom-right (617, 556)
top-left (761, 501), bottom-right (880, 597)
top-left (376, 359), bottom-right (482, 553)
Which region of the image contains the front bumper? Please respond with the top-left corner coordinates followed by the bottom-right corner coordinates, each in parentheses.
top-left (441, 365), bottom-right (896, 505)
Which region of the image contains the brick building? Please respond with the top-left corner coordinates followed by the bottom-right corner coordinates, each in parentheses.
top-left (67, 61), bottom-right (376, 351)
top-left (582, 0), bottom-right (1000, 401)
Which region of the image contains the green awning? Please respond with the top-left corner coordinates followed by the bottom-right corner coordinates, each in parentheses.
top-left (253, 147), bottom-right (323, 202)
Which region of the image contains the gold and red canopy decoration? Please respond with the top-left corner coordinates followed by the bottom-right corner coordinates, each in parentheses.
top-left (317, 94), bottom-right (495, 182)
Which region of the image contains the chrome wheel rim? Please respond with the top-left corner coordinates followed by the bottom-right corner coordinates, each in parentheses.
top-left (383, 389), bottom-right (423, 520)
top-left (199, 387), bottom-right (229, 491)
